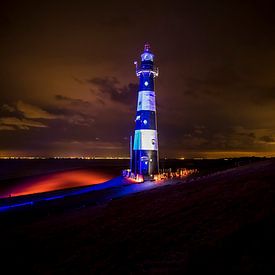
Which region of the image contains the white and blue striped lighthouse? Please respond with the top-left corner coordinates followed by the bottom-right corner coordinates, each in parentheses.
top-left (131, 43), bottom-right (159, 180)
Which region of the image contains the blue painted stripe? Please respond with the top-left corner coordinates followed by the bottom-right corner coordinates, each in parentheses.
top-left (139, 74), bottom-right (154, 91)
top-left (135, 110), bottom-right (156, 130)
top-left (131, 149), bottom-right (159, 175)
top-left (140, 60), bottom-right (154, 70)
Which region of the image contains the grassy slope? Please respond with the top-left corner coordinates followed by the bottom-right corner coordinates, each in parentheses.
top-left (1, 159), bottom-right (275, 274)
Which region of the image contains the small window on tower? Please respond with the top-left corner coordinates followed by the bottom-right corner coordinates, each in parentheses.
top-left (144, 81), bottom-right (149, 86)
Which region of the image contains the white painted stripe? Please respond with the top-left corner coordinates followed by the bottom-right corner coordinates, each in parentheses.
top-left (133, 129), bottom-right (158, 150)
top-left (137, 90), bottom-right (156, 111)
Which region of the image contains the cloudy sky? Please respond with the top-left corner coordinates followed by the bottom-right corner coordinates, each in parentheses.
top-left (0, 0), bottom-right (275, 158)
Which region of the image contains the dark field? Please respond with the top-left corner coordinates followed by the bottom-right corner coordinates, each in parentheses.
top-left (1, 157), bottom-right (275, 274)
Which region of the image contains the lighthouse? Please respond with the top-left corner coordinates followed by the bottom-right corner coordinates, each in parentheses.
top-left (130, 43), bottom-right (159, 180)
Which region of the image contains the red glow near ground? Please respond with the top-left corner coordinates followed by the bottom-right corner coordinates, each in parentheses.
top-left (3, 170), bottom-right (113, 198)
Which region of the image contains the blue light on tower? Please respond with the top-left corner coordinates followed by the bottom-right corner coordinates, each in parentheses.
top-left (130, 43), bottom-right (159, 180)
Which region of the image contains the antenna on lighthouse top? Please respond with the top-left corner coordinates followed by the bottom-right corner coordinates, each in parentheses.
top-left (134, 61), bottom-right (138, 72)
top-left (144, 42), bottom-right (151, 52)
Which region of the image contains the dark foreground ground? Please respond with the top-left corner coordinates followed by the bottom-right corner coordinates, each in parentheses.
top-left (1, 158), bottom-right (275, 274)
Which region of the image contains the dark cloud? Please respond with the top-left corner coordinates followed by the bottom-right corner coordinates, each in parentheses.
top-left (55, 95), bottom-right (91, 107)
top-left (72, 77), bottom-right (84, 85)
top-left (259, 135), bottom-right (275, 143)
top-left (1, 104), bottom-right (16, 113)
top-left (248, 86), bottom-right (275, 106)
top-left (16, 101), bottom-right (58, 119)
top-left (46, 105), bottom-right (95, 127)
top-left (237, 132), bottom-right (256, 139)
top-left (0, 99), bottom-right (95, 135)
top-left (88, 77), bottom-right (138, 106)
top-left (0, 117), bottom-right (47, 130)
top-left (0, 125), bottom-right (15, 131)
top-left (1, 101), bottom-right (59, 120)
top-left (0, 101), bottom-right (59, 131)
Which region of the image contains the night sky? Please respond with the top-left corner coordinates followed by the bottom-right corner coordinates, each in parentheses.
top-left (1, 0), bottom-right (275, 158)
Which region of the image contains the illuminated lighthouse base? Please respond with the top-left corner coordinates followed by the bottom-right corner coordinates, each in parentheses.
top-left (132, 129), bottom-right (158, 178)
top-left (124, 43), bottom-right (159, 182)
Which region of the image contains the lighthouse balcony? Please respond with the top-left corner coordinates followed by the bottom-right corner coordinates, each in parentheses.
top-left (136, 67), bottom-right (159, 77)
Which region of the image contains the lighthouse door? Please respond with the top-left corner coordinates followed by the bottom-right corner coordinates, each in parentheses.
top-left (140, 156), bottom-right (149, 175)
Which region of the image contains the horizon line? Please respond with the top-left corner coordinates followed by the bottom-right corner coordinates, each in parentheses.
top-left (0, 156), bottom-right (273, 160)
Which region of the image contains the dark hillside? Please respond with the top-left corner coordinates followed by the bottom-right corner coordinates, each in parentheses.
top-left (1, 159), bottom-right (275, 274)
